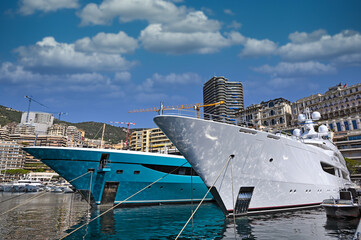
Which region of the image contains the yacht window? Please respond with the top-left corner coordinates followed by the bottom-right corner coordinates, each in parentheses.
top-left (321, 162), bottom-right (335, 176)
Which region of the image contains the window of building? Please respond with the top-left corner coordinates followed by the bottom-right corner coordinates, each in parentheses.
top-left (352, 120), bottom-right (358, 130)
top-left (270, 110), bottom-right (275, 116)
top-left (271, 119), bottom-right (276, 125)
top-left (268, 102), bottom-right (274, 108)
top-left (264, 121), bottom-right (269, 126)
top-left (279, 117), bottom-right (284, 124)
top-left (336, 122), bottom-right (342, 132)
top-left (344, 121), bottom-right (350, 131)
top-left (329, 124), bottom-right (334, 130)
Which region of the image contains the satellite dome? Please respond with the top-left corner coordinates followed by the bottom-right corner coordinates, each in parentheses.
top-left (318, 125), bottom-right (328, 133)
top-left (298, 114), bottom-right (306, 122)
top-left (312, 112), bottom-right (321, 121)
top-left (293, 129), bottom-right (301, 137)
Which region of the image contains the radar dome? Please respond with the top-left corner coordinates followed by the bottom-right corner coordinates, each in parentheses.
top-left (293, 129), bottom-right (301, 137)
top-left (318, 125), bottom-right (328, 133)
top-left (312, 111), bottom-right (321, 121)
top-left (298, 114), bottom-right (306, 122)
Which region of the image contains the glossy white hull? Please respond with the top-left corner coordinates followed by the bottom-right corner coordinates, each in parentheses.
top-left (154, 115), bottom-right (352, 216)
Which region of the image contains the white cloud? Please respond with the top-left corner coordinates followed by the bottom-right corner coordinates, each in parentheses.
top-left (228, 21), bottom-right (242, 29)
top-left (163, 11), bottom-right (221, 33)
top-left (279, 30), bottom-right (361, 62)
top-left (78, 0), bottom-right (187, 26)
top-left (140, 24), bottom-right (244, 54)
top-left (224, 9), bottom-right (234, 15)
top-left (15, 37), bottom-right (136, 73)
top-left (151, 72), bottom-right (202, 84)
top-left (0, 62), bottom-right (42, 83)
top-left (19, 0), bottom-right (79, 15)
top-left (239, 38), bottom-right (277, 57)
top-left (0, 62), bottom-right (125, 94)
top-left (253, 61), bottom-right (337, 77)
top-left (288, 29), bottom-right (327, 44)
top-left (114, 72), bottom-right (131, 82)
top-left (75, 31), bottom-right (138, 54)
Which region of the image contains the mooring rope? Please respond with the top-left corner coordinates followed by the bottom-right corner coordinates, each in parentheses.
top-left (0, 192), bottom-right (27, 204)
top-left (59, 162), bottom-right (189, 240)
top-left (0, 191), bottom-right (49, 216)
top-left (0, 171), bottom-right (91, 216)
top-left (230, 157), bottom-right (237, 239)
top-left (175, 154), bottom-right (235, 240)
top-left (83, 170), bottom-right (93, 239)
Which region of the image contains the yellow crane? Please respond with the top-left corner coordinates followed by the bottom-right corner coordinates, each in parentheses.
top-left (129, 101), bottom-right (224, 118)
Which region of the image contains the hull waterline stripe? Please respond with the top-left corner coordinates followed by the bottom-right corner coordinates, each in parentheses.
top-left (227, 202), bottom-right (322, 213)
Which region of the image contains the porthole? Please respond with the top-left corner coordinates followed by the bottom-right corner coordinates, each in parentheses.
top-left (134, 171), bottom-right (140, 174)
top-left (269, 158), bottom-right (273, 162)
top-left (116, 170), bottom-right (123, 174)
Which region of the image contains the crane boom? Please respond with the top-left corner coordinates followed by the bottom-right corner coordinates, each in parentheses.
top-left (24, 96), bottom-right (48, 123)
top-left (129, 101), bottom-right (225, 118)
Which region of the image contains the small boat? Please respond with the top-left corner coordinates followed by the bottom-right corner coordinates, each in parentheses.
top-left (321, 189), bottom-right (360, 218)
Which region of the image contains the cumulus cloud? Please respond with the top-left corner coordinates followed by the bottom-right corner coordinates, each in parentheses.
top-left (15, 37), bottom-right (136, 73)
top-left (239, 38), bottom-right (278, 57)
top-left (151, 72), bottom-right (202, 84)
top-left (253, 61), bottom-right (337, 77)
top-left (19, 0), bottom-right (79, 15)
top-left (0, 62), bottom-right (126, 94)
top-left (140, 24), bottom-right (245, 54)
top-left (75, 31), bottom-right (138, 54)
top-left (78, 0), bottom-right (187, 26)
top-left (278, 30), bottom-right (361, 62)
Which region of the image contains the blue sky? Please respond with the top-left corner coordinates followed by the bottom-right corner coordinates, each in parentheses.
top-left (1, 0), bottom-right (361, 128)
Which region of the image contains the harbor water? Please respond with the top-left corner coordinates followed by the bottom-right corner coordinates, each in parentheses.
top-left (0, 192), bottom-right (359, 239)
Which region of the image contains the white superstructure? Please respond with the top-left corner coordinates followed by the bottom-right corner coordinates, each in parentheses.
top-left (154, 109), bottom-right (352, 216)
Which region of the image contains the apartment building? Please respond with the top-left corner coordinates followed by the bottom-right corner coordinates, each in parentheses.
top-left (291, 83), bottom-right (361, 131)
top-left (129, 128), bottom-right (179, 154)
top-left (237, 98), bottom-right (292, 130)
top-left (0, 140), bottom-right (24, 181)
top-left (203, 76), bottom-right (244, 120)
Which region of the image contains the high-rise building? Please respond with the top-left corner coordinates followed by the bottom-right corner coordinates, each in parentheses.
top-left (203, 76), bottom-right (244, 120)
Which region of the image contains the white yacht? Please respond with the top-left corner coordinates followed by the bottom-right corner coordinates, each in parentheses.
top-left (154, 109), bottom-right (352, 216)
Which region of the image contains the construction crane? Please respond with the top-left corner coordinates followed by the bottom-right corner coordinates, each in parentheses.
top-left (109, 121), bottom-right (136, 147)
top-left (56, 112), bottom-right (68, 121)
top-left (129, 101), bottom-right (225, 118)
top-left (24, 96), bottom-right (48, 123)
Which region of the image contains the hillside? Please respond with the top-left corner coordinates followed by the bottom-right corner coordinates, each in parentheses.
top-left (0, 105), bottom-right (22, 126)
top-left (0, 105), bottom-right (143, 144)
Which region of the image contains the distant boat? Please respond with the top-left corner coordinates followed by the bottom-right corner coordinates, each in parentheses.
top-left (321, 189), bottom-right (360, 218)
top-left (23, 147), bottom-right (213, 206)
top-left (154, 109), bottom-right (352, 216)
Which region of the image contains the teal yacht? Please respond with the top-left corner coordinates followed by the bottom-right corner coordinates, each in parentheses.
top-left (23, 147), bottom-right (213, 206)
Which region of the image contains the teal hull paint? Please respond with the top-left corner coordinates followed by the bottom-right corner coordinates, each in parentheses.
top-left (23, 147), bottom-right (213, 205)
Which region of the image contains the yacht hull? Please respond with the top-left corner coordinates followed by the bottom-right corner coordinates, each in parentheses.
top-left (23, 147), bottom-right (213, 206)
top-left (154, 115), bottom-right (351, 216)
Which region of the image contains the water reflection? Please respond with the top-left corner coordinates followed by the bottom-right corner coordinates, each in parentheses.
top-left (0, 193), bottom-right (358, 240)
